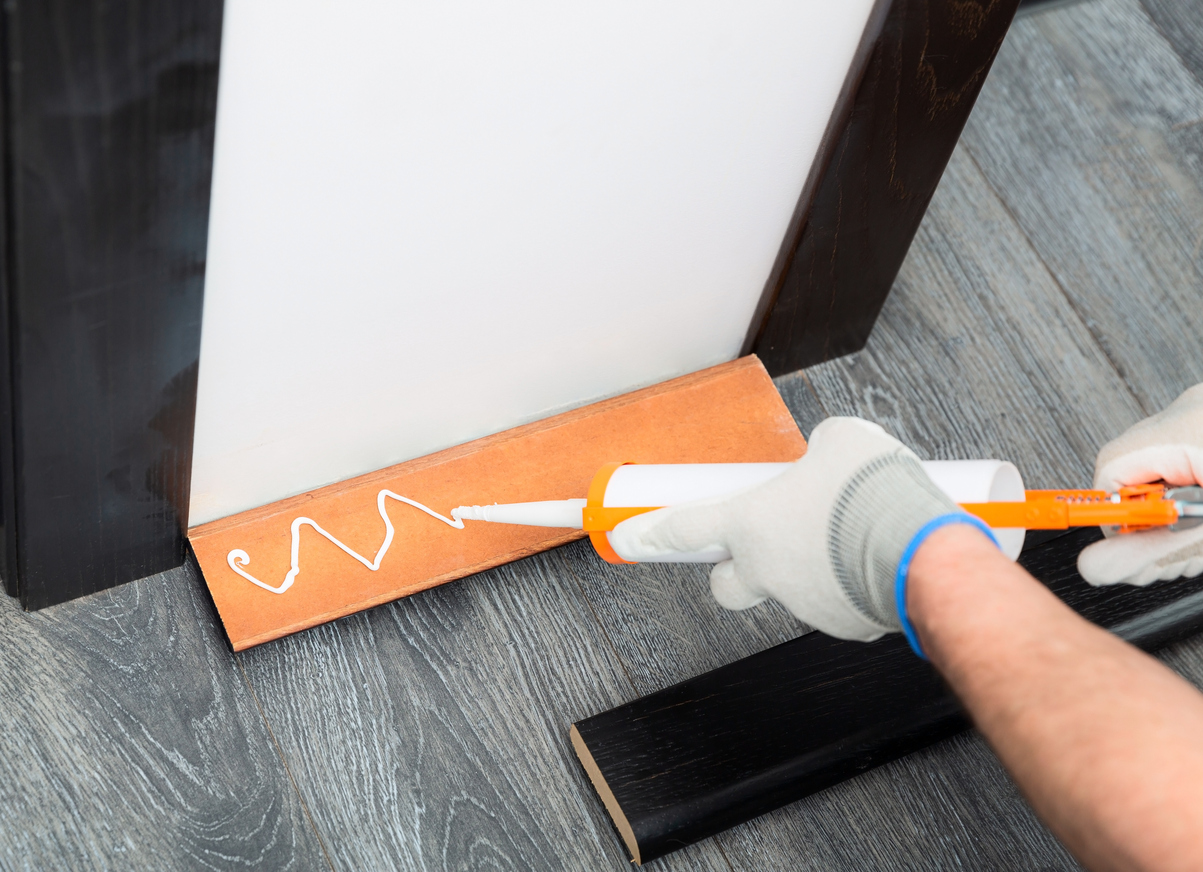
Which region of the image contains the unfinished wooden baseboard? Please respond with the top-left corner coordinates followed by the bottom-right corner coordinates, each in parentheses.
top-left (189, 356), bottom-right (806, 650)
top-left (570, 528), bottom-right (1203, 865)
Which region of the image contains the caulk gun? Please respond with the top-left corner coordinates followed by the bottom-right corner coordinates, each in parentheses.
top-left (452, 461), bottom-right (1203, 565)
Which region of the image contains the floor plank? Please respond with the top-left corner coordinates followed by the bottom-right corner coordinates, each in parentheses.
top-left (773, 369), bottom-right (829, 440)
top-left (560, 544), bottom-right (808, 697)
top-left (0, 560), bottom-right (326, 871)
top-left (960, 0), bottom-right (1203, 415)
top-left (235, 550), bottom-right (733, 871)
top-left (722, 732), bottom-right (1081, 871)
top-left (806, 146), bottom-right (1147, 485)
top-left (1141, 0), bottom-right (1203, 86)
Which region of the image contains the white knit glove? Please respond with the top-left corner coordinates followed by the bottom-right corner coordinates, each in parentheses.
top-left (609, 417), bottom-right (969, 642)
top-left (1078, 384), bottom-right (1203, 586)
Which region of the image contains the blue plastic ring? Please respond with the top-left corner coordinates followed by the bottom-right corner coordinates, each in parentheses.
top-left (894, 513), bottom-right (1001, 660)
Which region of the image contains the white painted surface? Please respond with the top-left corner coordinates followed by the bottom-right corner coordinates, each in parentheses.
top-left (190, 0), bottom-right (878, 525)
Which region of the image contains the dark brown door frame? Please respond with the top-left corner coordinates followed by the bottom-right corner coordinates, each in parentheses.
top-left (0, 0), bottom-right (1020, 608)
top-left (747, 0), bottom-right (1022, 374)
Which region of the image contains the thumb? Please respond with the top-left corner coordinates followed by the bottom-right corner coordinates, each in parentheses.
top-left (709, 560), bottom-right (766, 610)
top-left (609, 497), bottom-right (734, 562)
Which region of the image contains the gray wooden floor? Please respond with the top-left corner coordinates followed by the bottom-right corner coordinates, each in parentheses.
top-left (3, 0), bottom-right (1202, 868)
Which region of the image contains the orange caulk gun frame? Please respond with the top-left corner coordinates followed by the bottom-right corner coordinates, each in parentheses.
top-left (961, 484), bottom-right (1203, 533)
top-left (583, 462), bottom-right (649, 564)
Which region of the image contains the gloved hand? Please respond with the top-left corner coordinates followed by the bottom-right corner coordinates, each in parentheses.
top-left (1078, 383), bottom-right (1203, 586)
top-left (609, 417), bottom-right (975, 642)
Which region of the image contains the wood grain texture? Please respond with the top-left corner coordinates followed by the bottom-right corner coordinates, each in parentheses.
top-left (0, 0), bottom-right (1014, 613)
top-left (0, 0), bottom-right (221, 606)
top-left (565, 148), bottom-right (1151, 860)
top-left (771, 370), bottom-right (830, 440)
top-left (1020, 0), bottom-right (1203, 817)
top-left (715, 146), bottom-right (1147, 872)
top-left (0, 558), bottom-right (326, 869)
top-left (959, 0), bottom-right (1203, 415)
top-left (232, 368), bottom-right (820, 871)
top-left (565, 545), bottom-right (809, 700)
top-left (750, 0), bottom-right (1022, 374)
top-left (1140, 0), bottom-right (1203, 87)
top-left (235, 549), bottom-right (733, 872)
top-left (721, 730), bottom-right (1081, 871)
top-left (806, 147), bottom-right (1148, 486)
top-left (574, 528), bottom-right (1203, 864)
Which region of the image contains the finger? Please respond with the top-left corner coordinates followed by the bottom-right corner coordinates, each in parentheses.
top-left (1078, 526), bottom-right (1203, 586)
top-left (1173, 553), bottom-right (1203, 582)
top-left (1151, 553), bottom-right (1203, 584)
top-left (807, 416), bottom-right (890, 452)
top-left (709, 560), bottom-right (766, 610)
top-left (1150, 526), bottom-right (1203, 583)
top-left (1095, 444), bottom-right (1203, 490)
top-left (609, 499), bottom-right (732, 562)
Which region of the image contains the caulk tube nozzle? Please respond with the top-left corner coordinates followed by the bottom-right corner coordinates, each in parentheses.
top-left (452, 499), bottom-right (587, 529)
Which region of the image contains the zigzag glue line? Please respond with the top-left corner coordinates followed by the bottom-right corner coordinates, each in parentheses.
top-left (227, 490), bottom-right (466, 595)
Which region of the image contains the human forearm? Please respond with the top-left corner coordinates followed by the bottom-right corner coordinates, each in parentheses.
top-left (909, 525), bottom-right (1203, 872)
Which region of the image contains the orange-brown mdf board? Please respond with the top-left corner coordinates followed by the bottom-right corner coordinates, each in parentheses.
top-left (189, 356), bottom-right (807, 650)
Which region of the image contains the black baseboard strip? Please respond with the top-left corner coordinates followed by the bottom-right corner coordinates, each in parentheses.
top-left (571, 528), bottom-right (1203, 864)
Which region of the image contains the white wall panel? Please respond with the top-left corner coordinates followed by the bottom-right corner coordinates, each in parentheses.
top-left (190, 0), bottom-right (876, 524)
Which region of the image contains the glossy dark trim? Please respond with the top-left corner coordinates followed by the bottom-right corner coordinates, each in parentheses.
top-left (0, 1), bottom-right (222, 608)
top-left (573, 529), bottom-right (1203, 864)
top-left (0, 3), bottom-right (17, 597)
top-left (747, 0), bottom-right (1023, 374)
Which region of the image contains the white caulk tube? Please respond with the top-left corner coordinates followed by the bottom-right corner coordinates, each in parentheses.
top-left (453, 460), bottom-right (1026, 563)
